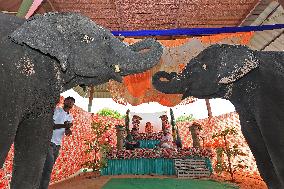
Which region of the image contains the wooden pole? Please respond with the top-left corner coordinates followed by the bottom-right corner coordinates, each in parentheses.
top-left (88, 85), bottom-right (94, 112)
top-left (205, 99), bottom-right (213, 118)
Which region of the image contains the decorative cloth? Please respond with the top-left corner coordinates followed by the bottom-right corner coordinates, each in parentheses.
top-left (108, 32), bottom-right (254, 106)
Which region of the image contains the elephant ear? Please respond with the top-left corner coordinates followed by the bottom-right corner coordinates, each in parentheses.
top-left (9, 13), bottom-right (72, 71)
top-left (216, 45), bottom-right (259, 84)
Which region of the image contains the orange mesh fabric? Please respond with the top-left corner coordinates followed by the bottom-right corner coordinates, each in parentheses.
top-left (123, 70), bottom-right (152, 97)
top-left (110, 32), bottom-right (254, 106)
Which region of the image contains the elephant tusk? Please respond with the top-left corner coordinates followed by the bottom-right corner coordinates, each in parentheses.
top-left (202, 64), bottom-right (207, 70)
top-left (114, 65), bottom-right (120, 73)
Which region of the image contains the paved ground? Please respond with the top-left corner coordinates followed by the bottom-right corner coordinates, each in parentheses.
top-left (49, 172), bottom-right (267, 189)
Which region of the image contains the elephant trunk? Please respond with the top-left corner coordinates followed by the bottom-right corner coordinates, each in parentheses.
top-left (119, 38), bottom-right (163, 75)
top-left (152, 71), bottom-right (186, 94)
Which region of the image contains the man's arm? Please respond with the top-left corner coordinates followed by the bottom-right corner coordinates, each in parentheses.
top-left (65, 128), bottom-right (72, 136)
top-left (53, 121), bottom-right (72, 130)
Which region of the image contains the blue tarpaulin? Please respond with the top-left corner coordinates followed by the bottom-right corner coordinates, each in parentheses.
top-left (112, 24), bottom-right (284, 37)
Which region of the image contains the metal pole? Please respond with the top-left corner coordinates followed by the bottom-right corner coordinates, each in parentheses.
top-left (88, 85), bottom-right (94, 112)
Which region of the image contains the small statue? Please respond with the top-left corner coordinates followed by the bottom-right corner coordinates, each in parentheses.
top-left (190, 122), bottom-right (202, 148)
top-left (145, 122), bottom-right (153, 133)
top-left (115, 125), bottom-right (125, 150)
top-left (132, 115), bottom-right (142, 131)
top-left (159, 115), bottom-right (170, 132)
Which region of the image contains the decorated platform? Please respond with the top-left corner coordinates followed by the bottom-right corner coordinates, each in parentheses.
top-left (101, 147), bottom-right (213, 176)
top-left (135, 132), bottom-right (163, 149)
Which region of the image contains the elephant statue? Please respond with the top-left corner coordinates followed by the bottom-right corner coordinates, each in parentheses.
top-left (152, 44), bottom-right (284, 189)
top-left (0, 12), bottom-right (163, 189)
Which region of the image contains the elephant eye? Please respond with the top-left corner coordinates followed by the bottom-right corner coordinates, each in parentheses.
top-left (103, 35), bottom-right (109, 40)
top-left (81, 34), bottom-right (94, 43)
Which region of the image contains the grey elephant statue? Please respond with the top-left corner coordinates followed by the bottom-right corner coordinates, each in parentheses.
top-left (153, 44), bottom-right (284, 189)
top-left (0, 12), bottom-right (162, 188)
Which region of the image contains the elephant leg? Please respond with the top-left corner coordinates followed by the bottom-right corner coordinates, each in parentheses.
top-left (10, 113), bottom-right (53, 189)
top-left (239, 115), bottom-right (282, 189)
top-left (257, 117), bottom-right (284, 188)
top-left (0, 118), bottom-right (19, 167)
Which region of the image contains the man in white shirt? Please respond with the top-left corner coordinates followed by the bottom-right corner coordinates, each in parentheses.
top-left (39, 96), bottom-right (75, 189)
top-left (157, 129), bottom-right (174, 149)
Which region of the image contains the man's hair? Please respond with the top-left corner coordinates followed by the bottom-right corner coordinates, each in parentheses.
top-left (131, 127), bottom-right (138, 131)
top-left (65, 96), bottom-right (75, 103)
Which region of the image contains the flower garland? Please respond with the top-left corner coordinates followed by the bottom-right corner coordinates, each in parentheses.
top-left (134, 132), bottom-right (163, 140)
top-left (106, 147), bottom-right (213, 160)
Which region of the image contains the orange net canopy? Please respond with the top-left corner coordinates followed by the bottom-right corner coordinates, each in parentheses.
top-left (108, 32), bottom-right (254, 107)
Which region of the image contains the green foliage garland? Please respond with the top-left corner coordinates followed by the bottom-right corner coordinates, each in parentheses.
top-left (176, 114), bottom-right (195, 122)
top-left (97, 108), bottom-right (125, 119)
